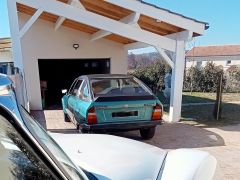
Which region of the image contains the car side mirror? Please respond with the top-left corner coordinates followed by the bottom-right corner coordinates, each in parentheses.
top-left (62, 89), bottom-right (67, 94)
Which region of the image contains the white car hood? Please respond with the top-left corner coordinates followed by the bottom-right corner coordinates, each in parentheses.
top-left (50, 133), bottom-right (166, 180)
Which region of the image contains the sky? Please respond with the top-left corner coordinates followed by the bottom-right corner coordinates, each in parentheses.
top-left (1, 0), bottom-right (240, 53)
top-left (0, 0), bottom-right (10, 38)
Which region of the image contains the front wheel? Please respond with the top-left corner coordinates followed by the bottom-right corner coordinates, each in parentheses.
top-left (140, 127), bottom-right (156, 140)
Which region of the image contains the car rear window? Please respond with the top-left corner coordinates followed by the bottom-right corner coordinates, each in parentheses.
top-left (90, 77), bottom-right (151, 98)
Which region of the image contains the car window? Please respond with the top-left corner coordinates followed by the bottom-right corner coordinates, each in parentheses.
top-left (79, 80), bottom-right (89, 101)
top-left (90, 77), bottom-right (151, 98)
top-left (70, 79), bottom-right (83, 96)
top-left (68, 78), bottom-right (78, 94)
top-left (0, 114), bottom-right (56, 179)
top-left (19, 107), bottom-right (87, 180)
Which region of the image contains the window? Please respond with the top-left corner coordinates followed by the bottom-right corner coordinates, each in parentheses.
top-left (19, 107), bottom-right (85, 179)
top-left (92, 62), bottom-right (98, 67)
top-left (90, 77), bottom-right (151, 98)
top-left (226, 60), bottom-right (231, 65)
top-left (106, 61), bottom-right (110, 68)
top-left (70, 79), bottom-right (83, 96)
top-left (0, 114), bottom-right (56, 179)
top-left (68, 79), bottom-right (78, 94)
top-left (0, 62), bottom-right (14, 75)
top-left (196, 61), bottom-right (202, 68)
top-left (79, 80), bottom-right (89, 101)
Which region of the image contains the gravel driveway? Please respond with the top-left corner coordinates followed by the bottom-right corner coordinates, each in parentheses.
top-left (32, 110), bottom-right (240, 180)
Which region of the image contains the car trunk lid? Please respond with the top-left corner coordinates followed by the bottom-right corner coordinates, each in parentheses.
top-left (93, 96), bottom-right (158, 123)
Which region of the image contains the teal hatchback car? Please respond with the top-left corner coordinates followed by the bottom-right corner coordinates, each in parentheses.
top-left (62, 74), bottom-right (163, 139)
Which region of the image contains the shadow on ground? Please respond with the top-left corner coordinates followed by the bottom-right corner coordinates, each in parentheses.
top-left (31, 110), bottom-right (225, 149)
top-left (111, 123), bottom-right (225, 149)
top-left (181, 102), bottom-right (240, 128)
top-left (158, 91), bottom-right (240, 128)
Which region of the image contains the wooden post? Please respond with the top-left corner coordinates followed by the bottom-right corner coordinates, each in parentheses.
top-left (213, 73), bottom-right (223, 120)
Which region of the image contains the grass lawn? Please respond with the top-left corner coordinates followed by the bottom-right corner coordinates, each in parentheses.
top-left (157, 92), bottom-right (240, 127)
top-left (180, 103), bottom-right (240, 127)
top-left (157, 92), bottom-right (240, 105)
top-left (183, 92), bottom-right (240, 103)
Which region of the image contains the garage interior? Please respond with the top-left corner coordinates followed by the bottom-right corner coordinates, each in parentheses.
top-left (38, 59), bottom-right (110, 109)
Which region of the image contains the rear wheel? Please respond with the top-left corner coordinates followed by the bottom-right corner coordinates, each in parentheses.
top-left (64, 113), bottom-right (70, 122)
top-left (140, 127), bottom-right (156, 140)
top-left (81, 128), bottom-right (89, 133)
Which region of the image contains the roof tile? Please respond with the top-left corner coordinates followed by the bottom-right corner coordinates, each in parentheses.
top-left (186, 45), bottom-right (240, 57)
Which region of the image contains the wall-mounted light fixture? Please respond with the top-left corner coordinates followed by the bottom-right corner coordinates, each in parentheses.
top-left (73, 43), bottom-right (79, 50)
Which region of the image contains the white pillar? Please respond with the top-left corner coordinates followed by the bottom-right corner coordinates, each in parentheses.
top-left (7, 0), bottom-right (28, 109)
top-left (169, 40), bottom-right (186, 122)
top-left (7, 0), bottom-right (24, 69)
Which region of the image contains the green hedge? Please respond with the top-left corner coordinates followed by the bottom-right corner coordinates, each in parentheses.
top-left (131, 61), bottom-right (240, 93)
top-left (130, 60), bottom-right (170, 93)
top-left (184, 62), bottom-right (225, 92)
top-left (225, 65), bottom-right (240, 92)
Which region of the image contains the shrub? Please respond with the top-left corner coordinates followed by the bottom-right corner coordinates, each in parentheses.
top-left (184, 62), bottom-right (225, 92)
top-left (131, 60), bottom-right (169, 93)
top-left (132, 60), bottom-right (238, 94)
top-left (201, 62), bottom-right (225, 92)
top-left (225, 65), bottom-right (240, 92)
top-left (184, 66), bottom-right (203, 92)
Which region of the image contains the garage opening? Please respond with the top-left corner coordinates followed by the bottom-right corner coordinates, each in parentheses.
top-left (38, 59), bottom-right (110, 109)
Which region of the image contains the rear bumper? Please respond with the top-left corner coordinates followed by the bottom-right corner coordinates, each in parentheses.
top-left (81, 120), bottom-right (162, 131)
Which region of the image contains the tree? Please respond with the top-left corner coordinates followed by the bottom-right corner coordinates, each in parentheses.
top-left (128, 53), bottom-right (137, 69)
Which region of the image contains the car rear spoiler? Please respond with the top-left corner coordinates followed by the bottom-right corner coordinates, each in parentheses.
top-left (94, 95), bottom-right (157, 102)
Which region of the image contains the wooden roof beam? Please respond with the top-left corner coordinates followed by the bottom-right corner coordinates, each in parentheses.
top-left (54, 0), bottom-right (86, 31)
top-left (106, 0), bottom-right (206, 35)
top-left (17, 0), bottom-right (176, 51)
top-left (90, 12), bottom-right (140, 41)
top-left (19, 8), bottom-right (43, 38)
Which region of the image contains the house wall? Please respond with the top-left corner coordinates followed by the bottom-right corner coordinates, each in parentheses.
top-left (19, 13), bottom-right (128, 110)
top-left (186, 56), bottom-right (240, 70)
top-left (0, 50), bottom-right (12, 63)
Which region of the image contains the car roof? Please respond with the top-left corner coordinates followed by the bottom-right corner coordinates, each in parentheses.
top-left (80, 74), bottom-right (133, 80)
top-left (0, 73), bottom-right (12, 87)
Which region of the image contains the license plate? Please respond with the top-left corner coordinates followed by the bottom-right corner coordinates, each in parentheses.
top-left (112, 111), bottom-right (138, 118)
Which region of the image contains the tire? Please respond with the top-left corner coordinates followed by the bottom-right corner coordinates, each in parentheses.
top-left (81, 128), bottom-right (89, 133)
top-left (64, 113), bottom-right (71, 122)
top-left (140, 127), bottom-right (156, 140)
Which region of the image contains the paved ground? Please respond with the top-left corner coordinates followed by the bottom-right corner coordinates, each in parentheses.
top-left (32, 110), bottom-right (240, 180)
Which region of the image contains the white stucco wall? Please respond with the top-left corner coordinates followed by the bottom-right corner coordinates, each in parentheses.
top-left (19, 13), bottom-right (128, 110)
top-left (0, 50), bottom-right (12, 63)
top-left (186, 56), bottom-right (240, 70)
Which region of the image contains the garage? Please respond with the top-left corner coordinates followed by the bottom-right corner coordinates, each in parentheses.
top-left (9, 0), bottom-right (207, 122)
top-left (38, 59), bottom-right (110, 109)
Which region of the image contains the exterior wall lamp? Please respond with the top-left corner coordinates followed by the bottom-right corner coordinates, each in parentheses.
top-left (73, 43), bottom-right (79, 50)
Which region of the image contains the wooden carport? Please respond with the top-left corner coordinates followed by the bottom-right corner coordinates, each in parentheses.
top-left (8, 0), bottom-right (208, 122)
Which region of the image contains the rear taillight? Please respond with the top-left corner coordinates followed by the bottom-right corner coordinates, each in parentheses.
top-left (87, 107), bottom-right (97, 124)
top-left (151, 104), bottom-right (162, 121)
